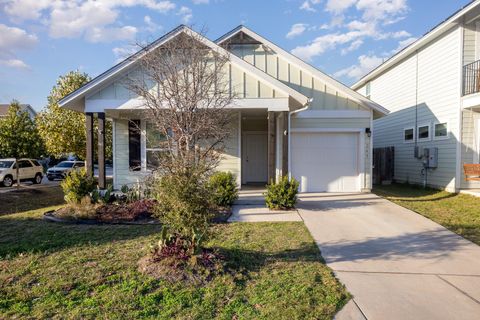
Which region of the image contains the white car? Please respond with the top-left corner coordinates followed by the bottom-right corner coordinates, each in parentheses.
top-left (46, 161), bottom-right (85, 181)
top-left (0, 158), bottom-right (44, 187)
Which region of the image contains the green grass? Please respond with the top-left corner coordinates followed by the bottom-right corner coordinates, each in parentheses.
top-left (373, 184), bottom-right (480, 245)
top-left (0, 206), bottom-right (348, 319)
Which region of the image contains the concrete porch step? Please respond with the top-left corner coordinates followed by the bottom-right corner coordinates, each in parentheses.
top-left (228, 204), bottom-right (302, 222)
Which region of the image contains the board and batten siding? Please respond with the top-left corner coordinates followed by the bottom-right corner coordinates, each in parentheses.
top-left (229, 45), bottom-right (366, 111)
top-left (356, 26), bottom-right (462, 191)
top-left (291, 115), bottom-right (372, 190)
top-left (86, 62), bottom-right (286, 102)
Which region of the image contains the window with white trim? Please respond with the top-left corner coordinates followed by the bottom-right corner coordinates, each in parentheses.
top-left (404, 127), bottom-right (414, 142)
top-left (417, 124), bottom-right (430, 141)
top-left (145, 122), bottom-right (169, 170)
top-left (434, 122), bottom-right (448, 139)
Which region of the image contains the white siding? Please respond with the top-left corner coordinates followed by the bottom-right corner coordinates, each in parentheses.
top-left (229, 45), bottom-right (366, 112)
top-left (356, 26), bottom-right (461, 191)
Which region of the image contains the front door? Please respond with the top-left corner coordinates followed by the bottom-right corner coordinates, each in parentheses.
top-left (243, 132), bottom-right (268, 184)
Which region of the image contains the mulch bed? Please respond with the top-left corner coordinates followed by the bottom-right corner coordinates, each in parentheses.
top-left (44, 199), bottom-right (159, 225)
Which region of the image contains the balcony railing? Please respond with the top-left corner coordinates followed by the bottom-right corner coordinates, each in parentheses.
top-left (463, 60), bottom-right (480, 96)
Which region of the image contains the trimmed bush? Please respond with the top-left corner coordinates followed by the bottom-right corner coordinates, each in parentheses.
top-left (264, 176), bottom-right (300, 210)
top-left (60, 169), bottom-right (97, 204)
top-left (208, 171), bottom-right (238, 207)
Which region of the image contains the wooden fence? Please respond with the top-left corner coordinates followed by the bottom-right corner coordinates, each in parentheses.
top-left (373, 146), bottom-right (395, 185)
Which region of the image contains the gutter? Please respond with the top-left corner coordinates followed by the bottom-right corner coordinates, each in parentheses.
top-left (287, 98), bottom-right (313, 179)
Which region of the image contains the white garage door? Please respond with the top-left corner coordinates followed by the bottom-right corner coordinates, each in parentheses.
top-left (291, 132), bottom-right (361, 192)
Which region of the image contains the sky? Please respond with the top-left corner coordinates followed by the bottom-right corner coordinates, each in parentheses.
top-left (0, 0), bottom-right (473, 112)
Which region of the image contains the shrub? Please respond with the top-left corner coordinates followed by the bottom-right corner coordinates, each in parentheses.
top-left (264, 176), bottom-right (300, 210)
top-left (60, 169), bottom-right (97, 204)
top-left (56, 196), bottom-right (99, 220)
top-left (208, 171), bottom-right (238, 207)
top-left (152, 171), bottom-right (212, 254)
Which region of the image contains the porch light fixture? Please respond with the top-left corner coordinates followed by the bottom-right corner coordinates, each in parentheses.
top-left (365, 128), bottom-right (371, 137)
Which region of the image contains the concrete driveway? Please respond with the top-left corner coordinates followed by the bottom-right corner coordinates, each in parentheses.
top-left (297, 193), bottom-right (480, 320)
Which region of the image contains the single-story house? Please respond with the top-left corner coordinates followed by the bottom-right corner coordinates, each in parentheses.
top-left (59, 25), bottom-right (388, 192)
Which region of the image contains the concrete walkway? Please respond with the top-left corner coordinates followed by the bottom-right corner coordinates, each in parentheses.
top-left (297, 193), bottom-right (480, 320)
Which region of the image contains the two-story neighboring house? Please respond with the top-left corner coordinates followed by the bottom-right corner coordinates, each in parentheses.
top-left (353, 0), bottom-right (480, 193)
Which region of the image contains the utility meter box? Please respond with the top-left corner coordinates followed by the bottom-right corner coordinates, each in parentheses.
top-left (424, 147), bottom-right (438, 168)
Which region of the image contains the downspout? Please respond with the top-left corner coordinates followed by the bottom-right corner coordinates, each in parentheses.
top-left (288, 98), bottom-right (313, 179)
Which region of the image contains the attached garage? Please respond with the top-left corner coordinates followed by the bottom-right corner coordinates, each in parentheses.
top-left (291, 131), bottom-right (363, 192)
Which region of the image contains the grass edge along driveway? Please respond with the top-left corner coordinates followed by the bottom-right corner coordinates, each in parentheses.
top-left (374, 184), bottom-right (480, 246)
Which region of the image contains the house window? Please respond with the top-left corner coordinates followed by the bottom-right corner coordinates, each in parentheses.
top-left (434, 122), bottom-right (448, 139)
top-left (366, 82), bottom-right (371, 99)
top-left (145, 122), bottom-right (169, 170)
top-left (417, 124), bottom-right (430, 141)
top-left (404, 128), bottom-right (414, 142)
top-left (128, 120), bottom-right (141, 171)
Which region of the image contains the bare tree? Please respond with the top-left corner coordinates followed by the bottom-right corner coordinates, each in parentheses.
top-left (125, 28), bottom-right (234, 177)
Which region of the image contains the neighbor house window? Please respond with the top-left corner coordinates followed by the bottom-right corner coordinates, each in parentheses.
top-left (146, 122), bottom-right (169, 170)
top-left (404, 127), bottom-right (414, 142)
top-left (434, 122), bottom-right (448, 139)
top-left (417, 124), bottom-right (430, 141)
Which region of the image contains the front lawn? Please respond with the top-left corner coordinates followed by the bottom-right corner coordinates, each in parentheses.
top-left (374, 184), bottom-right (480, 245)
top-left (0, 207), bottom-right (348, 319)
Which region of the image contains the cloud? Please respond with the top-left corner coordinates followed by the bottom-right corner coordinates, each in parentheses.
top-left (291, 28), bottom-right (373, 61)
top-left (2, 0), bottom-right (176, 43)
top-left (300, 0), bottom-right (322, 12)
top-left (86, 26), bottom-right (138, 43)
top-left (325, 0), bottom-right (356, 14)
top-left (334, 54), bottom-right (384, 80)
top-left (0, 59), bottom-right (30, 69)
top-left (178, 6), bottom-right (193, 24)
top-left (286, 23), bottom-right (308, 39)
top-left (144, 15), bottom-right (162, 33)
top-left (292, 0), bottom-right (412, 60)
top-left (0, 24), bottom-right (37, 69)
top-left (112, 44), bottom-right (139, 63)
top-left (192, 0), bottom-right (209, 4)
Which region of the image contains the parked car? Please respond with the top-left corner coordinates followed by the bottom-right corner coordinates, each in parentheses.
top-left (0, 158), bottom-right (44, 187)
top-left (46, 161), bottom-right (85, 181)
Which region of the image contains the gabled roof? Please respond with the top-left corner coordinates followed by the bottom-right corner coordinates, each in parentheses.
top-left (352, 0), bottom-right (480, 90)
top-left (216, 25), bottom-right (389, 117)
top-left (59, 25), bottom-right (309, 111)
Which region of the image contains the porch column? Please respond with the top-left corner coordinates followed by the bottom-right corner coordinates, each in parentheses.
top-left (85, 112), bottom-right (94, 177)
top-left (97, 112), bottom-right (106, 189)
top-left (268, 111), bottom-right (276, 183)
top-left (282, 111), bottom-right (289, 177)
